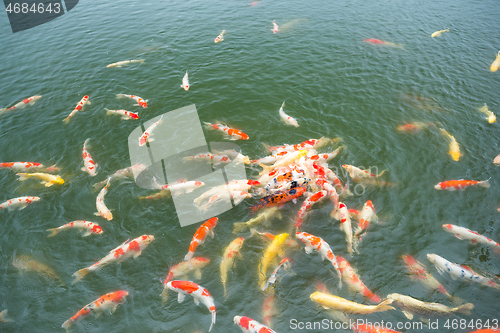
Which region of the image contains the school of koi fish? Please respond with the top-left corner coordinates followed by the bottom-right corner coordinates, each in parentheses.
top-left (1, 16), bottom-right (500, 333)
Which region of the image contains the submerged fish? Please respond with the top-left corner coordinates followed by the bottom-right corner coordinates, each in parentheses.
top-left (310, 292), bottom-right (394, 314)
top-left (220, 237), bottom-right (244, 297)
top-left (105, 108), bottom-right (139, 120)
top-left (13, 255), bottom-right (64, 284)
top-left (233, 207), bottom-right (282, 233)
top-left (161, 257), bottom-right (211, 301)
top-left (491, 51), bottom-right (500, 72)
top-left (272, 21), bottom-right (279, 33)
top-left (106, 59), bottom-right (144, 68)
top-left (214, 30), bottom-right (226, 43)
top-left (397, 122), bottom-right (435, 133)
top-left (181, 71), bottom-right (190, 90)
top-left (258, 233), bottom-right (289, 288)
top-left (63, 95), bottom-right (90, 123)
top-left (82, 138), bottom-right (98, 176)
top-left (0, 310), bottom-right (13, 323)
top-left (401, 255), bottom-right (453, 299)
top-left (479, 104), bottom-right (496, 123)
top-left (0, 95), bottom-right (42, 114)
top-left (364, 38), bottom-right (403, 48)
top-left (278, 101), bottom-right (299, 127)
top-left (0, 162), bottom-right (58, 172)
top-left (440, 128), bottom-right (462, 161)
top-left (442, 224), bottom-right (500, 253)
top-left (431, 28), bottom-right (450, 37)
top-left (16, 172), bottom-right (64, 187)
top-left (116, 94), bottom-right (147, 108)
top-left (95, 183), bottom-right (112, 221)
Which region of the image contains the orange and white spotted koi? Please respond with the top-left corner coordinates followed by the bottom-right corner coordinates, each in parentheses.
top-left (401, 255), bottom-right (453, 299)
top-left (296, 232), bottom-right (342, 287)
top-left (181, 71), bottom-right (190, 91)
top-left (95, 183), bottom-right (113, 221)
top-left (139, 115), bottom-right (163, 146)
top-left (63, 95), bottom-right (90, 123)
top-left (47, 220), bottom-right (102, 237)
top-left (262, 257), bottom-right (292, 291)
top-left (165, 280), bottom-right (216, 332)
top-left (204, 122), bottom-right (249, 140)
top-left (162, 257), bottom-right (211, 300)
top-left (82, 138), bottom-right (98, 176)
top-left (294, 190), bottom-right (327, 229)
top-left (262, 292), bottom-right (277, 328)
top-left (0, 196), bottom-right (40, 211)
top-left (1, 95), bottom-right (42, 114)
top-left (352, 200), bottom-right (377, 240)
top-left (309, 147), bottom-right (343, 163)
top-left (105, 108), bottom-right (139, 120)
top-left (62, 291), bottom-right (128, 332)
top-left (116, 93), bottom-right (147, 108)
top-left (234, 315), bottom-right (277, 333)
top-left (442, 224), bottom-right (500, 253)
top-left (184, 217), bottom-right (218, 261)
top-left (434, 179), bottom-right (490, 191)
top-left (266, 137), bottom-right (332, 153)
top-left (336, 256), bottom-right (380, 303)
top-left (214, 30), bottom-right (226, 43)
top-left (0, 162), bottom-right (58, 172)
top-left (72, 235), bottom-right (154, 283)
top-left (221, 237), bottom-right (245, 297)
top-left (273, 21), bottom-right (279, 33)
top-left (332, 202), bottom-right (355, 255)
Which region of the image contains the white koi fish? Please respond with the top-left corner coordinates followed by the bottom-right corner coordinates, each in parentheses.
top-left (116, 94), bottom-right (147, 108)
top-left (105, 108), bottom-right (139, 120)
top-left (82, 138), bottom-right (98, 176)
top-left (47, 220), bottom-right (102, 237)
top-left (214, 30), bottom-right (226, 43)
top-left (0, 196), bottom-right (40, 211)
top-left (106, 59), bottom-right (144, 68)
top-left (332, 202), bottom-right (355, 255)
top-left (165, 280), bottom-right (216, 332)
top-left (342, 164), bottom-right (386, 181)
top-left (63, 95), bottom-right (90, 123)
top-left (431, 28), bottom-right (449, 37)
top-left (278, 101), bottom-right (298, 127)
top-left (153, 178), bottom-right (205, 196)
top-left (262, 257), bottom-right (292, 291)
top-left (1, 95), bottom-right (42, 114)
top-left (181, 71), bottom-right (190, 91)
top-left (139, 115), bottom-right (163, 146)
top-left (273, 21), bottom-right (279, 33)
top-left (0, 162), bottom-right (58, 172)
top-left (442, 224), bottom-right (500, 253)
top-left (95, 183), bottom-right (112, 221)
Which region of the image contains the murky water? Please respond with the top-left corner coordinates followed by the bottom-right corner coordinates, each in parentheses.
top-left (1, 0), bottom-right (500, 332)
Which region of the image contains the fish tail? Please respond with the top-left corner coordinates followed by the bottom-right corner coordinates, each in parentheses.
top-left (375, 299), bottom-right (395, 312)
top-left (160, 287), bottom-right (169, 303)
top-left (105, 108), bottom-right (113, 116)
top-left (456, 303), bottom-right (474, 315)
top-left (480, 178), bottom-right (491, 188)
top-left (0, 109), bottom-right (7, 115)
top-left (16, 173), bottom-right (30, 181)
top-left (72, 267), bottom-right (90, 284)
top-left (209, 310), bottom-right (216, 332)
top-left (232, 222), bottom-right (248, 233)
top-left (203, 121), bottom-right (213, 129)
top-left (116, 94), bottom-right (126, 99)
top-left (61, 318), bottom-right (73, 332)
top-left (450, 296), bottom-right (463, 306)
top-left (62, 116), bottom-right (70, 123)
top-left (366, 291), bottom-right (381, 303)
top-left (0, 309), bottom-right (13, 322)
top-left (139, 59), bottom-right (145, 63)
top-left (46, 228), bottom-right (61, 237)
top-left (93, 180), bottom-right (107, 191)
top-left (377, 169), bottom-right (387, 177)
top-left (184, 252), bottom-right (194, 262)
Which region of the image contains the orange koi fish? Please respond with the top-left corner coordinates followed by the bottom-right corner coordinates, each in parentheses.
top-left (161, 257), bottom-right (211, 300)
top-left (434, 179), bottom-right (490, 190)
top-left (401, 255), bottom-right (453, 299)
top-left (364, 38), bottom-right (403, 48)
top-left (63, 95), bottom-right (90, 123)
top-left (62, 291), bottom-right (128, 332)
top-left (204, 122), bottom-right (249, 140)
top-left (251, 187), bottom-right (306, 212)
top-left (1, 95), bottom-right (42, 114)
top-left (47, 220), bottom-right (102, 237)
top-left (184, 217), bottom-right (218, 261)
top-left (72, 235), bottom-right (154, 283)
top-left (336, 256), bottom-right (380, 303)
top-left (116, 93), bottom-right (147, 108)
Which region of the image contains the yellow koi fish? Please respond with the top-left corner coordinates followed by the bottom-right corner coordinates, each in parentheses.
top-left (220, 237), bottom-right (244, 297)
top-left (310, 291), bottom-right (394, 314)
top-left (233, 207), bottom-right (281, 233)
top-left (258, 233), bottom-right (288, 288)
top-left (16, 172), bottom-right (64, 187)
top-left (440, 128), bottom-right (462, 161)
top-left (491, 51), bottom-right (500, 72)
top-left (431, 28), bottom-right (449, 37)
top-left (13, 255), bottom-right (64, 285)
top-left (479, 103), bottom-right (496, 123)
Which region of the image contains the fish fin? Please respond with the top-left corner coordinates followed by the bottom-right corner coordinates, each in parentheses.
top-left (148, 138), bottom-right (155, 142)
top-left (456, 303), bottom-right (474, 315)
top-left (209, 311), bottom-right (216, 332)
top-left (194, 269), bottom-right (202, 280)
top-left (0, 109), bottom-right (7, 115)
top-left (232, 222), bottom-right (247, 233)
top-left (93, 311), bottom-right (102, 319)
top-left (81, 167), bottom-right (87, 172)
top-left (82, 230), bottom-right (92, 237)
top-left (208, 230), bottom-right (215, 238)
top-left (116, 94), bottom-right (125, 99)
top-left (139, 59), bottom-right (145, 63)
top-left (46, 228), bottom-right (60, 237)
top-left (480, 178), bottom-right (491, 188)
top-left (72, 267), bottom-right (90, 284)
top-left (0, 310), bottom-right (13, 323)
top-left (44, 181), bottom-right (54, 187)
top-left (292, 198), bottom-right (298, 204)
top-left (132, 250), bottom-right (142, 259)
top-left (61, 319), bottom-right (73, 332)
top-left (304, 245), bottom-right (314, 254)
top-left (62, 117), bottom-right (70, 123)
top-left (16, 204), bottom-right (28, 211)
top-left (434, 265), bottom-right (446, 276)
top-left (177, 292), bottom-right (186, 303)
top-left (184, 252), bottom-right (194, 262)
top-left (402, 310), bottom-right (413, 320)
top-left (160, 288), bottom-right (169, 303)
top-left (321, 305), bottom-right (331, 310)
top-left (375, 299), bottom-right (395, 312)
top-left (193, 298), bottom-right (200, 306)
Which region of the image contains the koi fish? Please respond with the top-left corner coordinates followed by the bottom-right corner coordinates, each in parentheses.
top-left (181, 71), bottom-right (190, 90)
top-left (336, 256), bottom-right (380, 303)
top-left (278, 101), bottom-right (298, 127)
top-left (204, 122), bottom-right (249, 140)
top-left (490, 51), bottom-right (500, 72)
top-left (0, 196), bottom-right (40, 211)
top-left (442, 224), bottom-right (500, 253)
top-left (139, 115), bottom-right (163, 146)
top-left (258, 233), bottom-right (289, 288)
top-left (266, 137), bottom-right (333, 153)
top-left (479, 104), bottom-right (496, 123)
top-left (401, 255), bottom-right (453, 299)
top-left (364, 38), bottom-right (403, 48)
top-left (233, 207), bottom-right (281, 233)
top-left (259, 150), bottom-right (308, 175)
top-left (47, 220), bottom-right (102, 237)
top-left (138, 190), bottom-right (171, 200)
top-left (62, 291), bottom-right (128, 332)
top-left (0, 95), bottom-right (42, 114)
top-left (106, 59), bottom-right (144, 67)
top-left (0, 310), bottom-right (13, 323)
top-left (294, 190), bottom-right (327, 229)
top-left (165, 280), bottom-right (216, 332)
top-left (342, 165), bottom-right (386, 181)
top-left (0, 162), bottom-right (58, 172)
top-left (16, 172), bottom-right (64, 187)
top-left (262, 292), bottom-right (277, 328)
top-left (250, 187), bottom-right (306, 212)
top-left (221, 237), bottom-right (245, 297)
top-left (397, 122), bottom-right (435, 133)
top-left (194, 179), bottom-right (258, 206)
top-left (427, 254), bottom-right (500, 290)
top-left (440, 128), bottom-right (462, 161)
top-left (387, 293), bottom-right (473, 320)
top-left (331, 202), bottom-right (354, 255)
top-left (431, 28), bottom-right (450, 37)
top-left (95, 183), bottom-right (112, 220)
top-left (309, 147), bottom-right (343, 163)
top-left (262, 257), bottom-right (292, 291)
top-left (353, 200), bottom-right (377, 240)
top-left (296, 232), bottom-right (342, 287)
top-left (495, 154), bottom-right (500, 165)
top-left (72, 235), bottom-right (154, 283)
top-left (272, 21), bottom-right (279, 33)
top-left (184, 217), bottom-right (218, 261)
top-left (214, 30), bottom-right (226, 43)
top-left (63, 95), bottom-right (90, 123)
top-left (13, 255), bottom-right (64, 284)
top-left (82, 138), bottom-right (98, 176)
top-left (161, 257), bottom-right (211, 301)
top-left (234, 315), bottom-right (277, 333)
top-left (116, 93), bottom-right (147, 108)
top-left (154, 178), bottom-right (205, 196)
top-left (310, 292), bottom-right (394, 314)
top-left (93, 164), bottom-right (146, 191)
top-left (105, 108), bottom-right (139, 120)
top-left (198, 190), bottom-right (251, 212)
top-left (434, 179), bottom-right (490, 190)
top-left (354, 324), bottom-right (401, 333)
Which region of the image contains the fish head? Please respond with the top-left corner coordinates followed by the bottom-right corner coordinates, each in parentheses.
top-left (54, 176), bottom-right (65, 185)
top-left (93, 225), bottom-right (103, 234)
top-left (442, 224), bottom-right (453, 231)
top-left (112, 290), bottom-right (129, 302)
top-left (139, 100), bottom-right (147, 108)
top-left (494, 155), bottom-right (500, 165)
top-left (434, 183), bottom-right (443, 190)
top-left (488, 114), bottom-right (496, 123)
top-left (194, 181), bottom-right (205, 187)
top-left (234, 316), bottom-right (251, 328)
top-left (140, 235), bottom-right (155, 245)
top-left (130, 113), bottom-right (140, 119)
top-left (365, 200), bottom-right (374, 211)
top-left (426, 253), bottom-right (436, 263)
top-left (183, 84), bottom-right (190, 91)
top-left (103, 211), bottom-right (113, 221)
top-left (32, 197), bottom-right (41, 202)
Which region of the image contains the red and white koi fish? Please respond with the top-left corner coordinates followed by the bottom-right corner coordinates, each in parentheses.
top-left (401, 255), bottom-right (453, 299)
top-left (336, 256), bottom-right (380, 303)
top-left (63, 95), bottom-right (90, 123)
top-left (139, 115), bottom-right (163, 146)
top-left (0, 196), bottom-right (40, 211)
top-left (315, 178), bottom-right (339, 210)
top-left (354, 324), bottom-right (402, 333)
top-left (161, 257), bottom-right (211, 300)
top-left (278, 101), bottom-right (298, 127)
top-left (442, 224), bottom-right (500, 253)
top-left (153, 178), bottom-right (205, 196)
top-left (72, 235), bottom-right (154, 283)
top-left (181, 71), bottom-right (190, 90)
top-left (204, 122), bottom-right (249, 140)
top-left (93, 164), bottom-right (146, 191)
top-left (194, 180), bottom-right (258, 206)
top-left (116, 93), bottom-right (147, 108)
top-left (0, 162), bottom-right (58, 172)
top-left (427, 254), bottom-right (500, 290)
top-left (95, 183), bottom-right (112, 220)
top-left (294, 190), bottom-right (327, 229)
top-left (267, 137), bottom-right (332, 153)
top-left (214, 30), bottom-right (226, 43)
top-left (62, 291), bottom-right (128, 332)
top-left (221, 237), bottom-right (245, 297)
top-left (309, 147), bottom-right (343, 164)
top-left (199, 191), bottom-right (251, 212)
top-left (262, 257), bottom-right (292, 291)
top-left (165, 280), bottom-right (216, 332)
top-left (234, 315), bottom-right (277, 333)
top-left (82, 138), bottom-right (98, 176)
top-left (272, 21), bottom-right (279, 33)
top-left (397, 122), bottom-right (435, 133)
top-left (364, 38), bottom-right (403, 48)
top-left (1, 95), bottom-right (42, 114)
top-left (332, 202), bottom-right (354, 255)
top-left (47, 220), bottom-right (102, 237)
top-left (262, 292), bottom-right (277, 328)
top-left (342, 165), bottom-right (386, 181)
top-left (296, 232), bottom-right (342, 287)
top-left (105, 108), bottom-right (139, 120)
top-left (184, 217), bottom-right (218, 261)
top-left (353, 200), bottom-right (377, 240)
top-left (434, 179), bottom-right (490, 190)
